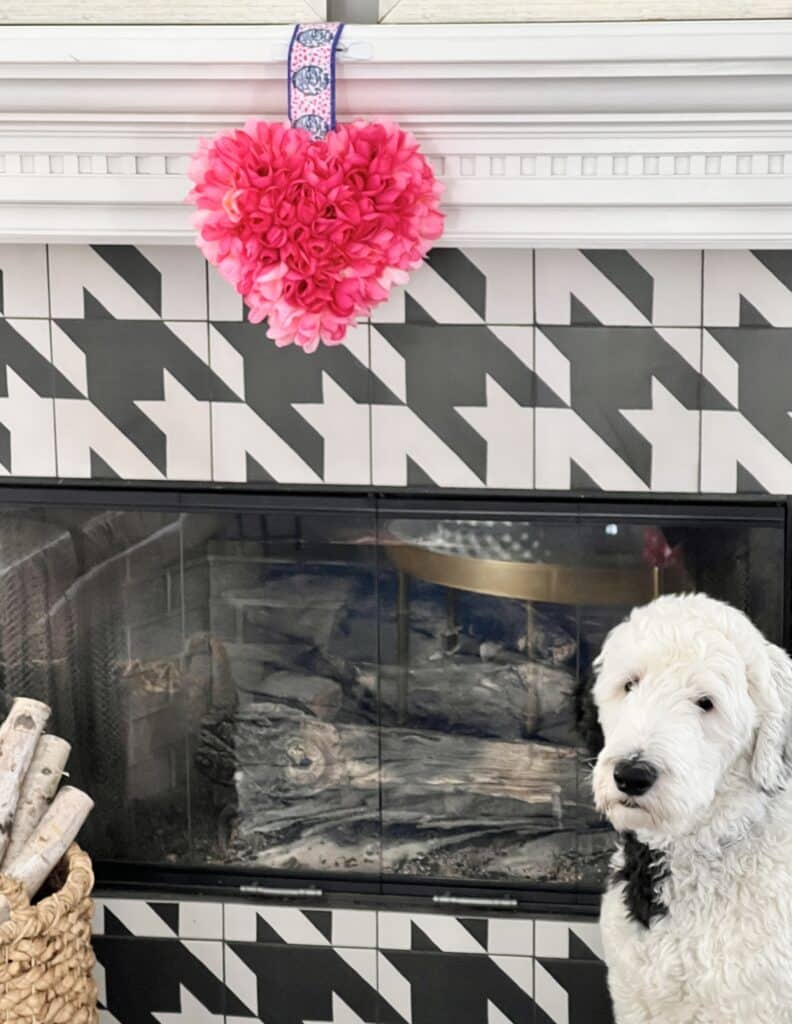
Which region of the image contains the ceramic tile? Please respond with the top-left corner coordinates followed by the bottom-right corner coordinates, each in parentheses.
top-left (51, 317), bottom-right (213, 480)
top-left (225, 940), bottom-right (382, 1023)
top-left (209, 318), bottom-right (371, 485)
top-left (93, 937), bottom-right (230, 1022)
top-left (0, 245), bottom-right (49, 317)
top-left (533, 325), bottom-right (702, 491)
top-left (488, 917), bottom-right (534, 957)
top-left (0, 317), bottom-right (56, 475)
top-left (704, 249), bottom-right (792, 327)
top-left (534, 959), bottom-right (614, 1024)
top-left (534, 920), bottom-right (604, 961)
top-left (378, 949), bottom-right (537, 1024)
top-left (370, 322), bottom-right (534, 487)
top-left (700, 324), bottom-right (792, 493)
top-left (373, 248), bottom-right (533, 325)
top-left (536, 250), bottom-right (701, 327)
top-left (378, 913), bottom-right (488, 954)
top-left (48, 244), bottom-right (207, 320)
top-left (224, 904), bottom-right (376, 947)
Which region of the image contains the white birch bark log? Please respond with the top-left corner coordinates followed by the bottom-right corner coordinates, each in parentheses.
top-left (1, 735), bottom-right (71, 869)
top-left (0, 699), bottom-right (50, 863)
top-left (0, 786), bottom-right (93, 922)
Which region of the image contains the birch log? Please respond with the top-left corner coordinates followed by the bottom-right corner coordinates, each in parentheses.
top-left (0, 699), bottom-right (50, 862)
top-left (1, 735), bottom-right (71, 869)
top-left (0, 787), bottom-right (93, 924)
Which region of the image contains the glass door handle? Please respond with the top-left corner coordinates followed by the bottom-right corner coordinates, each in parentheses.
top-left (239, 885), bottom-right (324, 898)
top-left (432, 894), bottom-right (518, 909)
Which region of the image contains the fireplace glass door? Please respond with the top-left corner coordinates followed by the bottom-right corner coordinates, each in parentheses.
top-left (0, 493), bottom-right (783, 899)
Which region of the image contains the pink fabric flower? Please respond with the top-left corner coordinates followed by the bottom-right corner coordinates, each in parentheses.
top-left (187, 119), bottom-right (444, 352)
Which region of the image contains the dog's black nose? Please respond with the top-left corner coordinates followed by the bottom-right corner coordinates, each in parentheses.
top-left (614, 759), bottom-right (657, 797)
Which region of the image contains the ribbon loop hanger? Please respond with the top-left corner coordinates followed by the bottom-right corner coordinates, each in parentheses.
top-left (288, 23), bottom-right (345, 141)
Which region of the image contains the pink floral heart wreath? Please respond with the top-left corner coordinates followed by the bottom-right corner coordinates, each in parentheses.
top-left (187, 23), bottom-right (444, 353)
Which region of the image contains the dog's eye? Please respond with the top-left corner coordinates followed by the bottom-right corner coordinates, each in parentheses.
top-left (696, 696), bottom-right (714, 712)
top-left (624, 678), bottom-right (638, 693)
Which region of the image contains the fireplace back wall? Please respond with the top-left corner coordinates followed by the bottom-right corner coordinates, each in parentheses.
top-left (2, 243), bottom-right (792, 1024)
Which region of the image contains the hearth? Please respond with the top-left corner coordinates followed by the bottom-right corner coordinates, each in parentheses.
top-left (0, 488), bottom-right (783, 907)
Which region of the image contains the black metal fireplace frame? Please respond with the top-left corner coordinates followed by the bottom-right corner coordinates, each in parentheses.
top-left (0, 481), bottom-right (787, 915)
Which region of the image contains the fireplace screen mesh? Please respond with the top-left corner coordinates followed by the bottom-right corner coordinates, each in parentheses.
top-left (0, 496), bottom-right (783, 894)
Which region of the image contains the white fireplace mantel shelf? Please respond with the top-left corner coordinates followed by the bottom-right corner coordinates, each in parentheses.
top-left (3, 19), bottom-right (792, 247)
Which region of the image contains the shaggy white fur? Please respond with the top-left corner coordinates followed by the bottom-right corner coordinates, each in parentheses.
top-left (593, 593), bottom-right (792, 1024)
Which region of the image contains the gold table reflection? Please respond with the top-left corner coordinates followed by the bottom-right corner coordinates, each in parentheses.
top-left (386, 542), bottom-right (685, 606)
top-left (385, 540), bottom-right (688, 722)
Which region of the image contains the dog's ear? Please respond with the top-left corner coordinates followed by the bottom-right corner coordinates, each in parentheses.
top-left (749, 642), bottom-right (792, 794)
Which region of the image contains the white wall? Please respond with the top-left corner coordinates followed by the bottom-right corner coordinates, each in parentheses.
top-left (4, 0), bottom-right (790, 23)
top-left (0, 0), bottom-right (326, 23)
top-left (379, 0), bottom-right (792, 22)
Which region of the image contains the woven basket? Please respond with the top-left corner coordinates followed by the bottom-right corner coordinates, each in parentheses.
top-left (0, 845), bottom-right (97, 1023)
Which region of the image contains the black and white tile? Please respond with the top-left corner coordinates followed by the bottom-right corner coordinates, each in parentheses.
top-left (224, 904), bottom-right (377, 947)
top-left (208, 315), bottom-right (371, 486)
top-left (534, 919), bottom-right (604, 961)
top-left (534, 325), bottom-right (701, 492)
top-left (225, 942), bottom-right (382, 1024)
top-left (535, 249), bottom-right (701, 327)
top-left (377, 911), bottom-right (532, 956)
top-left (207, 260), bottom-right (372, 486)
top-left (703, 250), bottom-right (792, 328)
top-left (373, 248), bottom-right (534, 324)
top-left (95, 936), bottom-right (237, 1024)
top-left (51, 317), bottom-right (217, 481)
top-left (533, 249), bottom-right (702, 492)
top-left (380, 949), bottom-right (537, 1024)
top-left (0, 244), bottom-right (49, 318)
top-left (92, 899), bottom-right (612, 1024)
top-left (94, 897), bottom-right (223, 940)
top-left (4, 243), bottom-right (792, 492)
top-left (370, 322), bottom-right (534, 487)
top-left (701, 250), bottom-right (792, 493)
top-left (0, 317), bottom-right (57, 476)
top-left (534, 919), bottom-right (612, 1024)
top-left (369, 247), bottom-right (534, 487)
top-left (49, 244), bottom-right (208, 321)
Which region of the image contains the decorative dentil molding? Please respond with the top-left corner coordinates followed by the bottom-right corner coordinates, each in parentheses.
top-left (2, 21), bottom-right (792, 246)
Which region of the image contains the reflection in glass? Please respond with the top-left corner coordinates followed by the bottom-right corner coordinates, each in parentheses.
top-left (0, 501), bottom-right (780, 894)
top-left (184, 511), bottom-right (379, 875)
top-left (377, 514), bottom-right (784, 887)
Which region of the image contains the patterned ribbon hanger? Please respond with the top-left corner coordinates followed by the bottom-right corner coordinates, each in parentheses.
top-left (287, 23), bottom-right (345, 141)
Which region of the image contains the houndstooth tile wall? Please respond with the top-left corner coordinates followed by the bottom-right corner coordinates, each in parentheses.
top-left (3, 243), bottom-right (792, 493)
top-left (92, 897), bottom-right (613, 1024)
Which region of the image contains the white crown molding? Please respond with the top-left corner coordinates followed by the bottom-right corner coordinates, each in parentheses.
top-left (2, 20), bottom-right (792, 246)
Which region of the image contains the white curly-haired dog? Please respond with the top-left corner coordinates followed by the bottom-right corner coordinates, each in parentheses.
top-left (593, 593), bottom-right (792, 1024)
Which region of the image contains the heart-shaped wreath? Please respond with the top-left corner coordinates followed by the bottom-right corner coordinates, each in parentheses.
top-left (188, 22), bottom-right (444, 353)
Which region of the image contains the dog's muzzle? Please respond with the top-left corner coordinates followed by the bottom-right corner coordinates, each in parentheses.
top-left (613, 758), bottom-right (658, 797)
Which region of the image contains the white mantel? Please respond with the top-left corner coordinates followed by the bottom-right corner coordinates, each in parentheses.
top-left (2, 19), bottom-right (792, 247)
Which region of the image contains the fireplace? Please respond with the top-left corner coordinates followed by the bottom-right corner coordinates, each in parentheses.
top-left (1, 13), bottom-right (791, 1023)
top-left (0, 489), bottom-right (783, 907)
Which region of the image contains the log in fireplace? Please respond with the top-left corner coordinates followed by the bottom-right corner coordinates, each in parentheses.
top-left (0, 488), bottom-right (784, 909)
